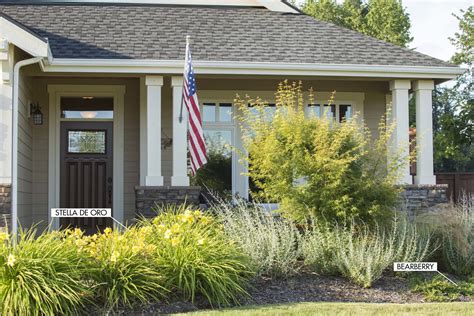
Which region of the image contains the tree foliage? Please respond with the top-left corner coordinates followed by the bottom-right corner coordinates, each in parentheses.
top-left (301, 0), bottom-right (412, 47)
top-left (432, 6), bottom-right (473, 172)
top-left (236, 81), bottom-right (403, 225)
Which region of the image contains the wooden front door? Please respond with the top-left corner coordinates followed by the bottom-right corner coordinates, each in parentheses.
top-left (60, 122), bottom-right (113, 233)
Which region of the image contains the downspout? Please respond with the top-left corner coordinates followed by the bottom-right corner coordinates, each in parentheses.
top-left (11, 57), bottom-right (43, 236)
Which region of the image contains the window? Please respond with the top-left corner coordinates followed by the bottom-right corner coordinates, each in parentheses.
top-left (201, 102), bottom-right (234, 122)
top-left (307, 103), bottom-right (352, 122)
top-left (68, 130), bottom-right (106, 154)
top-left (61, 97), bottom-right (113, 119)
top-left (339, 104), bottom-right (352, 122)
top-left (307, 104), bottom-right (321, 117)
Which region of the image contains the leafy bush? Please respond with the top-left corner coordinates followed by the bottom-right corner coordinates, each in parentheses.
top-left (411, 275), bottom-right (474, 302)
top-left (213, 198), bottom-right (301, 278)
top-left (416, 196), bottom-right (473, 276)
top-left (236, 81), bottom-right (403, 225)
top-left (0, 228), bottom-right (91, 315)
top-left (141, 205), bottom-right (253, 307)
top-left (302, 223), bottom-right (350, 275)
top-left (334, 218), bottom-right (433, 288)
top-left (64, 227), bottom-right (168, 310)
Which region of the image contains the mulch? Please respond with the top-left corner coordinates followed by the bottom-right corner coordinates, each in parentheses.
top-left (104, 271), bottom-right (472, 315)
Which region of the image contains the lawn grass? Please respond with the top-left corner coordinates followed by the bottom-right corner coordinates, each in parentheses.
top-left (179, 302), bottom-right (474, 315)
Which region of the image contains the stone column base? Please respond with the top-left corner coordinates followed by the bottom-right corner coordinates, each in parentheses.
top-left (399, 184), bottom-right (448, 219)
top-left (135, 186), bottom-right (201, 218)
top-left (0, 184), bottom-right (11, 232)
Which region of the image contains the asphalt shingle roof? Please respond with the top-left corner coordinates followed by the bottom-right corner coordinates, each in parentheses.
top-left (0, 3), bottom-right (455, 67)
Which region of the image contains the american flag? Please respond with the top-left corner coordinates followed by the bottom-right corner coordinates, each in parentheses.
top-left (182, 37), bottom-right (207, 174)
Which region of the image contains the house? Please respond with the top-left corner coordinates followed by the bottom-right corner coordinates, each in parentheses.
top-left (0, 0), bottom-right (464, 234)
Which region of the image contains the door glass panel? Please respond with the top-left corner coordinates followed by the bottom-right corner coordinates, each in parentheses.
top-left (192, 130), bottom-right (232, 197)
top-left (61, 97), bottom-right (113, 119)
top-left (68, 130), bottom-right (106, 154)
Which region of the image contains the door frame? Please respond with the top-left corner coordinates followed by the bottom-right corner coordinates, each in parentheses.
top-left (47, 85), bottom-right (125, 230)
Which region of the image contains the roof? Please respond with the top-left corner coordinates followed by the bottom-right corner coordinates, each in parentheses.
top-left (0, 2), bottom-right (456, 68)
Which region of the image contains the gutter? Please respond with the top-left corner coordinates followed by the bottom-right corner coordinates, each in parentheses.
top-left (12, 57), bottom-right (43, 237)
top-left (42, 58), bottom-right (466, 80)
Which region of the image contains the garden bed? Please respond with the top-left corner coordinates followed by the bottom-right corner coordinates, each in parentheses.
top-left (112, 271), bottom-right (471, 315)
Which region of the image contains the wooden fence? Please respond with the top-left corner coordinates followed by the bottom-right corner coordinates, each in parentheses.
top-left (435, 172), bottom-right (474, 202)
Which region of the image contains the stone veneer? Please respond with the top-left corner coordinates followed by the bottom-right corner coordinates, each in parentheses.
top-left (399, 184), bottom-right (448, 219)
top-left (0, 184), bottom-right (11, 231)
top-left (135, 186), bottom-right (201, 218)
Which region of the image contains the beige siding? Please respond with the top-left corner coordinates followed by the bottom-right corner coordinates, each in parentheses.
top-left (17, 73), bottom-right (34, 227)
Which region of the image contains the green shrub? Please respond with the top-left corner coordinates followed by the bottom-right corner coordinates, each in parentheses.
top-left (337, 219), bottom-right (433, 288)
top-left (65, 227), bottom-right (167, 310)
top-left (0, 228), bottom-right (91, 315)
top-left (415, 196), bottom-right (473, 276)
top-left (141, 205), bottom-right (253, 307)
top-left (302, 223), bottom-right (350, 275)
top-left (236, 81), bottom-right (403, 225)
top-left (411, 275), bottom-right (474, 302)
top-left (214, 198), bottom-right (301, 278)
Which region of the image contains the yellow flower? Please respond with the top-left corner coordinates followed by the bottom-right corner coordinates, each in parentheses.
top-left (110, 251), bottom-right (119, 263)
top-left (171, 223), bottom-right (181, 233)
top-left (104, 227), bottom-right (112, 235)
top-left (171, 237), bottom-right (180, 246)
top-left (164, 229), bottom-right (172, 239)
top-left (145, 244), bottom-right (157, 254)
top-left (6, 254), bottom-right (15, 267)
top-left (193, 210), bottom-right (202, 217)
top-left (73, 228), bottom-right (83, 238)
top-left (197, 238), bottom-right (205, 246)
top-left (0, 232), bottom-right (8, 242)
top-left (141, 226), bottom-right (152, 234)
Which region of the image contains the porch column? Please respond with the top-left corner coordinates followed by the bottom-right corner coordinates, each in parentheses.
top-left (145, 76), bottom-right (164, 186)
top-left (389, 80), bottom-right (412, 184)
top-left (171, 76), bottom-right (190, 186)
top-left (413, 80), bottom-right (436, 185)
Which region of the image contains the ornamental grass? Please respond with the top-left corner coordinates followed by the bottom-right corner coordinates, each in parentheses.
top-left (139, 204), bottom-right (254, 307)
top-left (0, 228), bottom-right (92, 316)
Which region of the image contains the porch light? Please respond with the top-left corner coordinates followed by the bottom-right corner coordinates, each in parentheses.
top-left (30, 102), bottom-right (43, 125)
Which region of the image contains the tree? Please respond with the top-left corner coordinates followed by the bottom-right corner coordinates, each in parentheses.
top-left (301, 0), bottom-right (413, 47)
top-left (431, 6), bottom-right (473, 172)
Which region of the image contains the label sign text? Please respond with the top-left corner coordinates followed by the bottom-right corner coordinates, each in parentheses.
top-left (51, 208), bottom-right (111, 218)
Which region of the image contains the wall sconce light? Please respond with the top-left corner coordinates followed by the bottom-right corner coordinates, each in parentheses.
top-left (30, 102), bottom-right (43, 125)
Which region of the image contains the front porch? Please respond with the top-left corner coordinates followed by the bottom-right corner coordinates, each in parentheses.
top-left (3, 68), bottom-right (440, 231)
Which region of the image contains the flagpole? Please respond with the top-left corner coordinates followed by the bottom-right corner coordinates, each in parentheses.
top-left (179, 35), bottom-right (191, 123)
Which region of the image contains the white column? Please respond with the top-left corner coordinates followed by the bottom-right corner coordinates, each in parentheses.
top-left (413, 80), bottom-right (436, 185)
top-left (145, 76), bottom-right (164, 186)
top-left (389, 80), bottom-right (412, 184)
top-left (171, 76), bottom-right (190, 186)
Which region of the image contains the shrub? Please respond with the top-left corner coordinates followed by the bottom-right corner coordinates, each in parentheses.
top-left (0, 228), bottom-right (91, 315)
top-left (236, 81), bottom-right (403, 225)
top-left (416, 196), bottom-right (473, 276)
top-left (302, 223), bottom-right (350, 275)
top-left (141, 205), bottom-right (253, 307)
top-left (213, 198), bottom-right (301, 278)
top-left (338, 218), bottom-right (433, 288)
top-left (65, 227), bottom-right (167, 310)
top-left (411, 275), bottom-right (474, 302)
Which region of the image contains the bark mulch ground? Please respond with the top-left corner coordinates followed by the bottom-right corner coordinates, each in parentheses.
top-left (114, 271), bottom-right (438, 315)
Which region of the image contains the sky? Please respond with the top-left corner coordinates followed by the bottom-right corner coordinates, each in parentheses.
top-left (295, 0), bottom-right (471, 62)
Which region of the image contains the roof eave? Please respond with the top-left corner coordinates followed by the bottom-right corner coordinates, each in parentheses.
top-left (42, 58), bottom-right (466, 80)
